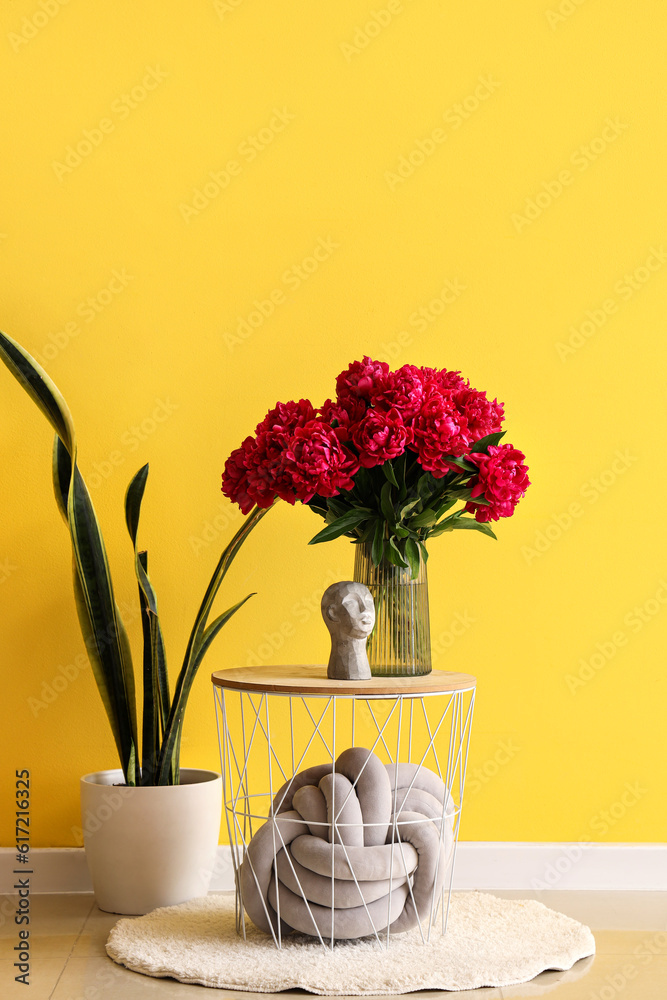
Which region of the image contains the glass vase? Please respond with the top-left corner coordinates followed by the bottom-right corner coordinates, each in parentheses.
top-left (353, 541), bottom-right (432, 677)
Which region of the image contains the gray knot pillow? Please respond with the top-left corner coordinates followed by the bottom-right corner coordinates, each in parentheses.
top-left (240, 747), bottom-right (454, 940)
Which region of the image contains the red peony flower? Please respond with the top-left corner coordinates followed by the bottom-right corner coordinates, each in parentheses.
top-left (351, 407), bottom-right (411, 468)
top-left (411, 388), bottom-right (471, 475)
top-left (222, 398), bottom-right (319, 510)
top-left (221, 440), bottom-right (256, 515)
top-left (419, 366), bottom-right (467, 393)
top-left (455, 385), bottom-right (504, 443)
top-left (335, 356), bottom-right (390, 405)
top-left (283, 420), bottom-right (359, 500)
top-left (372, 365), bottom-right (425, 425)
top-left (319, 396), bottom-right (367, 442)
top-left (465, 443), bottom-right (530, 522)
top-left (255, 398), bottom-right (316, 437)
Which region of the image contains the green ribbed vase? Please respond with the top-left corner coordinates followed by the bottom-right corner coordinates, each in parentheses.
top-left (353, 541), bottom-right (432, 677)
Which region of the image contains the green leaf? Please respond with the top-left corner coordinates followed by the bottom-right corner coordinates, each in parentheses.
top-left (371, 518), bottom-right (384, 566)
top-left (356, 519), bottom-right (376, 544)
top-left (399, 498), bottom-right (421, 520)
top-left (418, 541), bottom-right (429, 563)
top-left (156, 505), bottom-right (270, 784)
top-left (53, 439), bottom-right (137, 782)
top-left (308, 509), bottom-right (370, 544)
top-left (0, 330), bottom-right (75, 456)
top-left (417, 474), bottom-right (433, 499)
top-left (124, 467), bottom-right (170, 785)
top-left (380, 481), bottom-right (395, 525)
top-left (471, 431), bottom-right (506, 453)
top-left (450, 517), bottom-right (498, 539)
top-left (410, 508), bottom-right (438, 528)
top-left (306, 497), bottom-right (328, 518)
top-left (435, 498), bottom-right (457, 519)
top-left (1, 336), bottom-right (140, 785)
top-left (446, 456), bottom-right (478, 473)
top-left (382, 462), bottom-right (399, 488)
top-left (404, 538), bottom-right (420, 579)
top-left (68, 464), bottom-right (139, 785)
top-left (394, 452), bottom-right (407, 500)
top-left (349, 467), bottom-right (372, 505)
top-left (386, 536), bottom-right (409, 568)
top-left (325, 497), bottom-right (349, 519)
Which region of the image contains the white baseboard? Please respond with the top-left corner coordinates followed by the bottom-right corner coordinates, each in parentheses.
top-left (1, 843), bottom-right (666, 895)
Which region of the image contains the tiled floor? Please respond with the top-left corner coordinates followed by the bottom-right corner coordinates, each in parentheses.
top-left (0, 891), bottom-right (665, 999)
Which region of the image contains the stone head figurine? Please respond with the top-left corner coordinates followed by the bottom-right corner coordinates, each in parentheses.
top-left (321, 581), bottom-right (375, 680)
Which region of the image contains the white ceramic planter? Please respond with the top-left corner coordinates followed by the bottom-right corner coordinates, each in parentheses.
top-left (80, 767), bottom-right (222, 914)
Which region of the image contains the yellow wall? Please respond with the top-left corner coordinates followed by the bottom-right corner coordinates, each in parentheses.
top-left (1, 1), bottom-right (666, 848)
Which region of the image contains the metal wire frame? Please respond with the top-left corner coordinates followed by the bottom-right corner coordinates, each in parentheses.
top-left (213, 682), bottom-right (475, 951)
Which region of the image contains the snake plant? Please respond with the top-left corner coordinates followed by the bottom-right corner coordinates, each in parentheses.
top-left (0, 330), bottom-right (269, 785)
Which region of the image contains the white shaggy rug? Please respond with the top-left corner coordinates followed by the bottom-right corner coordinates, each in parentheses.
top-left (106, 891), bottom-right (595, 994)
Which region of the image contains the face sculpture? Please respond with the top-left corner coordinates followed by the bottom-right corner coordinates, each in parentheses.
top-left (322, 581), bottom-right (376, 681)
top-left (322, 582), bottom-right (376, 640)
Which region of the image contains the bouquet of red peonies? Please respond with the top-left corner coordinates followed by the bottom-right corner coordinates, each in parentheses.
top-left (222, 357), bottom-right (530, 579)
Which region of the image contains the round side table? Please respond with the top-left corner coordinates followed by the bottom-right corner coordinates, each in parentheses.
top-left (212, 665), bottom-right (475, 950)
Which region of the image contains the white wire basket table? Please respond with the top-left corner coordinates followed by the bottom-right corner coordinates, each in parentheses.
top-left (212, 665), bottom-right (475, 950)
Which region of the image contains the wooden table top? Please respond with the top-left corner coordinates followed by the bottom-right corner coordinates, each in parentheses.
top-left (211, 664), bottom-right (476, 696)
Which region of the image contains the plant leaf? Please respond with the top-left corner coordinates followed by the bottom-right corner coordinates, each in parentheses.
top-left (399, 498), bottom-right (421, 520)
top-left (470, 431), bottom-right (506, 453)
top-left (410, 508), bottom-right (438, 528)
top-left (124, 467), bottom-right (170, 784)
top-left (156, 505), bottom-right (270, 784)
top-left (446, 456), bottom-right (478, 473)
top-left (68, 465), bottom-right (139, 784)
top-left (417, 474), bottom-right (433, 499)
top-left (404, 537), bottom-right (420, 579)
top-left (435, 498), bottom-right (457, 519)
top-left (380, 481), bottom-right (395, 525)
top-left (371, 518), bottom-right (384, 566)
top-left (0, 330), bottom-right (75, 456)
top-left (308, 508), bottom-right (370, 544)
top-left (386, 536), bottom-right (409, 568)
top-left (382, 462), bottom-right (399, 488)
top-left (450, 516), bottom-right (498, 539)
